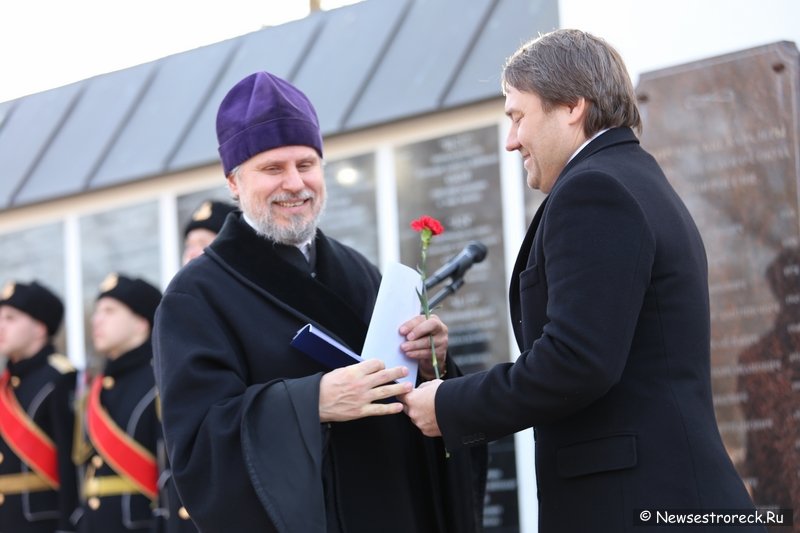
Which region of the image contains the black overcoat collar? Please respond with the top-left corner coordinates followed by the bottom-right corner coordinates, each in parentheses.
top-left (5, 344), bottom-right (54, 377)
top-left (508, 128), bottom-right (639, 348)
top-left (558, 127), bottom-right (640, 183)
top-left (103, 341), bottom-right (152, 378)
top-left (208, 214), bottom-right (374, 353)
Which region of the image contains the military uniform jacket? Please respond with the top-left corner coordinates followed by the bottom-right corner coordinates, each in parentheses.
top-left (153, 214), bottom-right (486, 533)
top-left (436, 128), bottom-right (761, 532)
top-left (0, 345), bottom-right (78, 533)
top-left (75, 342), bottom-right (160, 533)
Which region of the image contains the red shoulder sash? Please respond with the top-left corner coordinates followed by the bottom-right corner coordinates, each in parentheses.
top-left (0, 370), bottom-right (60, 488)
top-left (86, 374), bottom-right (158, 500)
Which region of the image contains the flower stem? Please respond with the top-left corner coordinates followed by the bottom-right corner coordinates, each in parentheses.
top-left (419, 242), bottom-right (440, 380)
top-left (429, 334), bottom-right (440, 380)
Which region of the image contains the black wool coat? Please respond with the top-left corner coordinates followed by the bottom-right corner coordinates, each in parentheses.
top-left (153, 215), bottom-right (486, 533)
top-left (436, 128), bottom-right (761, 533)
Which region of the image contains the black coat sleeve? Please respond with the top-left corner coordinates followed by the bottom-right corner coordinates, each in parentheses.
top-left (153, 290), bottom-right (325, 533)
top-left (436, 171), bottom-right (656, 449)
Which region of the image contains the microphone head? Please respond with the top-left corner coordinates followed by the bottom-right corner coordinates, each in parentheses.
top-left (423, 240), bottom-right (488, 290)
top-left (465, 241), bottom-right (488, 263)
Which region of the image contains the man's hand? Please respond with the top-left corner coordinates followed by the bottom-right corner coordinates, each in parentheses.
top-left (400, 379), bottom-right (443, 437)
top-left (399, 314), bottom-right (448, 381)
top-left (319, 359), bottom-right (412, 422)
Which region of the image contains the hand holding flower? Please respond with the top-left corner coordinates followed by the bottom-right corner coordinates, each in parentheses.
top-left (410, 215), bottom-right (445, 379)
top-left (399, 314), bottom-right (448, 382)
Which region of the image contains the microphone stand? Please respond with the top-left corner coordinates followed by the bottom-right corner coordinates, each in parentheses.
top-left (426, 275), bottom-right (465, 309)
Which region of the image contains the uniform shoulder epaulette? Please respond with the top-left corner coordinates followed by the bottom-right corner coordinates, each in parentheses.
top-left (48, 353), bottom-right (76, 374)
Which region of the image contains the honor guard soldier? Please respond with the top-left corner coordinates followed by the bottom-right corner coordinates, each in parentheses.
top-left (181, 200), bottom-right (236, 266)
top-left (0, 280), bottom-right (78, 533)
top-left (73, 274), bottom-right (162, 533)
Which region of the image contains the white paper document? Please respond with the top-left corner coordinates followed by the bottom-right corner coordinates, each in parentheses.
top-left (361, 262), bottom-right (422, 385)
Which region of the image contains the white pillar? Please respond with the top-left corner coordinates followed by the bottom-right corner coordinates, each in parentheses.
top-left (498, 117), bottom-right (538, 533)
top-left (63, 215), bottom-right (85, 369)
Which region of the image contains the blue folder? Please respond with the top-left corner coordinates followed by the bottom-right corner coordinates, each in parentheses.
top-left (290, 324), bottom-right (363, 369)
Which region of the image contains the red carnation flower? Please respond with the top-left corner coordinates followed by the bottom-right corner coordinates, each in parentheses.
top-left (411, 215), bottom-right (444, 236)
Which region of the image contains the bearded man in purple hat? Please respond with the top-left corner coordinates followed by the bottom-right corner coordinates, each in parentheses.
top-left (152, 72), bottom-right (486, 533)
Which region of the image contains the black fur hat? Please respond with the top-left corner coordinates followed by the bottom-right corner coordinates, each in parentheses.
top-left (0, 280), bottom-right (64, 336)
top-left (96, 273), bottom-right (162, 326)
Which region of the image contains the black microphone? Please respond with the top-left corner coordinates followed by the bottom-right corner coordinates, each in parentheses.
top-left (424, 241), bottom-right (487, 290)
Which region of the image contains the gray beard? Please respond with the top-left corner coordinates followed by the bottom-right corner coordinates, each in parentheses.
top-left (245, 195), bottom-right (326, 245)
top-left (252, 213), bottom-right (318, 244)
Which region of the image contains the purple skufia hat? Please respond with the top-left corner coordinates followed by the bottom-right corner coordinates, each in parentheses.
top-left (216, 71), bottom-right (323, 176)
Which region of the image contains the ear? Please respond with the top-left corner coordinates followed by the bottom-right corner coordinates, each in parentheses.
top-left (32, 320), bottom-right (49, 343)
top-left (135, 315), bottom-right (152, 338)
top-left (226, 171), bottom-right (239, 197)
top-left (566, 97), bottom-right (589, 127)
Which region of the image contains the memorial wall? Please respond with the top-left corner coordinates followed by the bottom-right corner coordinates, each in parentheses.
top-left (394, 124), bottom-right (520, 531)
top-left (321, 153), bottom-right (380, 265)
top-left (637, 42), bottom-right (800, 528)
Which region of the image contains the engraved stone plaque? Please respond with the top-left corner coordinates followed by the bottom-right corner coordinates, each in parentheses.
top-left (321, 152), bottom-right (379, 265)
top-left (395, 125), bottom-right (519, 531)
top-left (395, 125), bottom-right (509, 373)
top-left (637, 42), bottom-right (800, 523)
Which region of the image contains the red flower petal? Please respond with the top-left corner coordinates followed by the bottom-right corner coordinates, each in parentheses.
top-left (410, 215), bottom-right (444, 235)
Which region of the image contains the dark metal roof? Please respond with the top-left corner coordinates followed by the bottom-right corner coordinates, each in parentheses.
top-left (0, 0), bottom-right (558, 210)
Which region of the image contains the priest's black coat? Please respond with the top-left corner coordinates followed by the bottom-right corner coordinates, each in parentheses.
top-left (153, 215), bottom-right (486, 533)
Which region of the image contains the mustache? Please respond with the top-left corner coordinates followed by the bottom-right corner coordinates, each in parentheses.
top-left (270, 191), bottom-right (314, 203)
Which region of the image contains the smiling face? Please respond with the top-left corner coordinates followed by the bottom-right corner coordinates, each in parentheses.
top-left (504, 86), bottom-right (587, 194)
top-left (227, 145), bottom-right (326, 245)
